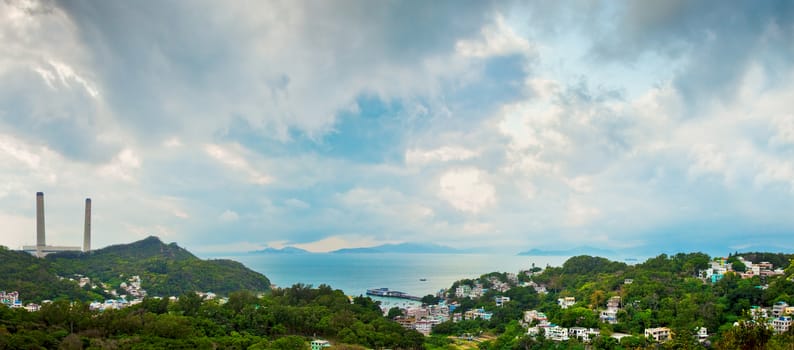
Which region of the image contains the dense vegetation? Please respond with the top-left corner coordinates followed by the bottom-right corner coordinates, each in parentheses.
top-left (0, 285), bottom-right (424, 349)
top-left (428, 252), bottom-right (794, 349)
top-left (1, 236), bottom-right (270, 301)
top-left (4, 246), bottom-right (794, 349)
top-left (0, 246), bottom-right (105, 302)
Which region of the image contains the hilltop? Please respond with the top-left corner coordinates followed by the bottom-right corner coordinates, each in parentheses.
top-left (1, 236), bottom-right (270, 302)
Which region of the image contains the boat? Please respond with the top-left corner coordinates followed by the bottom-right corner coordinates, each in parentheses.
top-left (419, 278), bottom-right (427, 281)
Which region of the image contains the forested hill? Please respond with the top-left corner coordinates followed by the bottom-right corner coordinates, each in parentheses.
top-left (1, 236), bottom-right (270, 301)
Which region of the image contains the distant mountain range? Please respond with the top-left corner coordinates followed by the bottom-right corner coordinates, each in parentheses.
top-left (517, 246), bottom-right (617, 257)
top-left (331, 242), bottom-right (466, 254)
top-left (250, 242), bottom-right (470, 254)
top-left (249, 246), bottom-right (311, 254)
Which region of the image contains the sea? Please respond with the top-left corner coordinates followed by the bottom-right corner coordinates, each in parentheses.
top-left (211, 253), bottom-right (573, 299)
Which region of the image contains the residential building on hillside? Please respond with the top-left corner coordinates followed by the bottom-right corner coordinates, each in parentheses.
top-left (524, 310), bottom-right (548, 324)
top-left (0, 291), bottom-right (20, 308)
top-left (558, 297), bottom-right (575, 309)
top-left (569, 327), bottom-right (599, 342)
top-left (545, 326), bottom-right (569, 341)
top-left (311, 340), bottom-right (331, 350)
top-left (464, 308), bottom-right (493, 321)
top-left (495, 296), bottom-right (510, 307)
top-left (696, 327), bottom-right (708, 342)
top-left (645, 327), bottom-right (672, 342)
top-left (772, 316), bottom-right (792, 334)
top-left (772, 301), bottom-right (790, 317)
top-left (600, 296), bottom-right (621, 324)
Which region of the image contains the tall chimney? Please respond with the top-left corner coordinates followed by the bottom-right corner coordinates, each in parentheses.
top-left (36, 192), bottom-right (45, 249)
top-left (83, 198), bottom-right (91, 252)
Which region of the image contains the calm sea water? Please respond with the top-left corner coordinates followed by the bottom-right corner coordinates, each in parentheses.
top-left (213, 253), bottom-right (571, 297)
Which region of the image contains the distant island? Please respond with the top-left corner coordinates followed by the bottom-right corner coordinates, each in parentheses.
top-left (517, 246), bottom-right (617, 256)
top-left (249, 246), bottom-right (311, 254)
top-left (249, 242), bottom-right (473, 254)
top-left (330, 242), bottom-right (465, 254)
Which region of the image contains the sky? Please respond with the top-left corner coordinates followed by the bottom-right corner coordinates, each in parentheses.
top-left (1, 0), bottom-right (794, 256)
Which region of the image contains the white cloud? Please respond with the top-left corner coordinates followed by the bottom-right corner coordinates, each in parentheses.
top-left (33, 60), bottom-right (99, 98)
top-left (753, 160), bottom-right (794, 193)
top-left (163, 137), bottom-right (183, 148)
top-left (292, 235), bottom-right (398, 253)
top-left (770, 114), bottom-right (794, 148)
top-left (0, 134), bottom-right (43, 169)
top-left (204, 143), bottom-right (273, 185)
top-left (338, 187), bottom-right (434, 220)
top-left (566, 199), bottom-right (600, 227)
top-left (284, 198), bottom-right (310, 209)
top-left (219, 209), bottom-right (239, 222)
top-left (438, 168), bottom-right (496, 213)
top-left (0, 212), bottom-right (35, 248)
top-left (99, 148), bottom-right (141, 183)
top-left (456, 14), bottom-right (534, 58)
top-left (405, 146), bottom-right (479, 165)
top-left (566, 176), bottom-right (593, 193)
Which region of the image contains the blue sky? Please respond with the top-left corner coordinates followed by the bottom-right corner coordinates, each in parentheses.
top-left (1, 1), bottom-right (794, 255)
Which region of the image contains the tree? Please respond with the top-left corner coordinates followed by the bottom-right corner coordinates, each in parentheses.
top-left (174, 292), bottom-right (203, 316)
top-left (269, 335), bottom-right (309, 349)
top-left (421, 294), bottom-right (439, 305)
top-left (716, 320), bottom-right (772, 350)
top-left (386, 307), bottom-right (404, 319)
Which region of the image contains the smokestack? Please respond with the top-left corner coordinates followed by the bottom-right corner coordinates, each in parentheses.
top-left (36, 192), bottom-right (45, 248)
top-left (83, 198), bottom-right (91, 252)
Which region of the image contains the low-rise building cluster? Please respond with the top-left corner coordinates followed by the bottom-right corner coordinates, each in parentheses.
top-left (746, 301), bottom-right (793, 334)
top-left (701, 257), bottom-right (785, 283)
top-left (1, 291), bottom-right (41, 312)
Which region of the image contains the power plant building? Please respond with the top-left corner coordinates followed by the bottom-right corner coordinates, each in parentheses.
top-left (22, 192), bottom-right (92, 257)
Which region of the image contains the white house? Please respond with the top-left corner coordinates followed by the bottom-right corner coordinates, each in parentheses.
top-left (772, 316), bottom-right (792, 334)
top-left (558, 297), bottom-right (575, 309)
top-left (645, 327), bottom-right (672, 342)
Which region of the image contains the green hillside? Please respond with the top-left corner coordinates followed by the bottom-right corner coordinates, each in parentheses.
top-left (1, 236), bottom-right (270, 302)
top-left (0, 246), bottom-right (104, 302)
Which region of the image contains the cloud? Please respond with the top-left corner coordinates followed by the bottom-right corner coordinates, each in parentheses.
top-left (99, 148), bottom-right (141, 183)
top-left (204, 144), bottom-right (273, 185)
top-left (284, 198), bottom-right (310, 209)
top-left (292, 235), bottom-right (398, 253)
top-left (438, 168), bottom-right (496, 213)
top-left (456, 14), bottom-right (534, 58)
top-left (1, 1), bottom-right (794, 254)
top-left (34, 59), bottom-right (100, 98)
top-left (219, 210), bottom-right (239, 222)
top-left (769, 114), bottom-right (794, 148)
top-left (405, 146), bottom-right (479, 165)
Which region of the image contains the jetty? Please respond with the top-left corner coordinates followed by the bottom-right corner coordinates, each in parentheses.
top-left (366, 288), bottom-right (421, 301)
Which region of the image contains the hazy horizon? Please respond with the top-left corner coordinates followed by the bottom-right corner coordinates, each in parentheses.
top-left (2, 1), bottom-right (794, 255)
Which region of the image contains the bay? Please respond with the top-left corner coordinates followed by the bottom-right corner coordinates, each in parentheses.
top-left (214, 253), bottom-right (571, 297)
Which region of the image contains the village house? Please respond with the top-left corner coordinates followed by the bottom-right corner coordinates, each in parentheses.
top-left (310, 340), bottom-right (331, 350)
top-left (644, 327), bottom-right (672, 342)
top-left (772, 316), bottom-right (792, 334)
top-left (523, 310), bottom-right (548, 324)
top-left (600, 296), bottom-right (621, 324)
top-left (569, 327), bottom-right (600, 342)
top-left (495, 296), bottom-right (511, 307)
top-left (772, 301), bottom-right (790, 317)
top-left (558, 297), bottom-right (576, 309)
